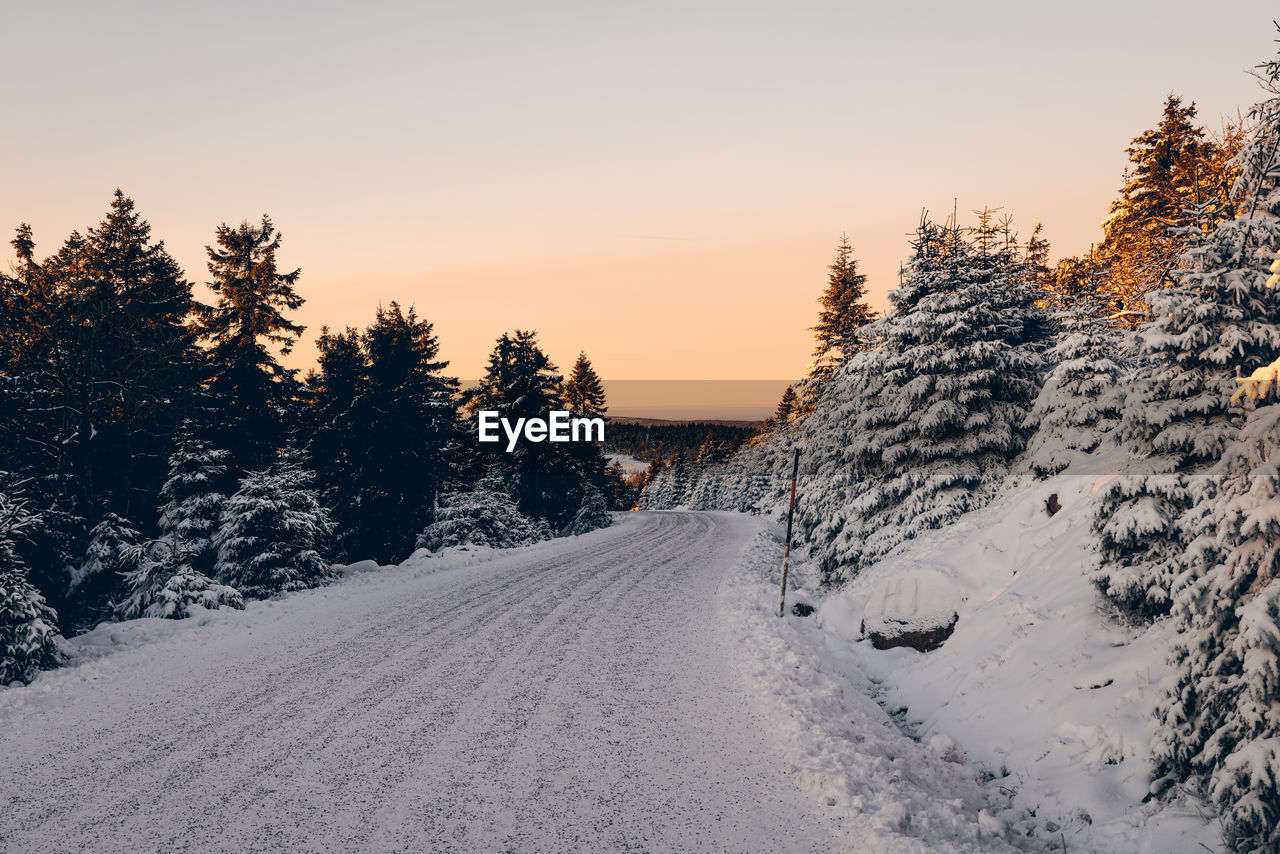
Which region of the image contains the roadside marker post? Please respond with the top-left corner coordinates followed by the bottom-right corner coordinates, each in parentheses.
top-left (778, 446), bottom-right (801, 617)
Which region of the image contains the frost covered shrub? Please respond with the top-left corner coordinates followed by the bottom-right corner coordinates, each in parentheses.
top-left (0, 494), bottom-right (63, 684)
top-left (416, 484), bottom-right (551, 551)
top-left (1091, 474), bottom-right (1194, 618)
top-left (214, 454), bottom-right (335, 599)
top-left (116, 539), bottom-right (243, 620)
top-left (104, 433), bottom-right (242, 621)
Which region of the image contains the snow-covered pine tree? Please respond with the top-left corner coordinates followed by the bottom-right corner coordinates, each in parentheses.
top-left (562, 484), bottom-right (610, 536)
top-left (1148, 49), bottom-right (1280, 851)
top-left (791, 342), bottom-right (888, 566)
top-left (416, 477), bottom-right (552, 551)
top-left (116, 538), bottom-right (243, 620)
top-left (0, 493), bottom-right (63, 684)
top-left (157, 426), bottom-right (230, 576)
top-left (1154, 404), bottom-right (1280, 852)
top-left (116, 431), bottom-right (243, 620)
top-left (71, 513), bottom-right (144, 630)
top-left (214, 450), bottom-right (335, 599)
top-left (1021, 278), bottom-right (1126, 477)
top-left (804, 213), bottom-right (1046, 584)
top-left (1095, 95), bottom-right (1240, 321)
top-left (650, 454), bottom-right (691, 508)
top-left (1092, 76), bottom-right (1280, 619)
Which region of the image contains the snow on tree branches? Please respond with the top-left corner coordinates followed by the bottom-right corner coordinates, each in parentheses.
top-left (0, 493), bottom-right (63, 685)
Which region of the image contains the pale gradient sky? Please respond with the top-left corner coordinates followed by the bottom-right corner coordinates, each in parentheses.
top-left (4, 1), bottom-right (1277, 380)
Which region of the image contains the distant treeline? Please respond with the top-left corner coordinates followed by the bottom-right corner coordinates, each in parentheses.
top-left (605, 422), bottom-right (756, 467)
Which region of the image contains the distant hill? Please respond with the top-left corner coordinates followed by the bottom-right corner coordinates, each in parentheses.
top-left (609, 416), bottom-right (763, 428)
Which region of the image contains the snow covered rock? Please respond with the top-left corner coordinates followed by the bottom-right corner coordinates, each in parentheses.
top-left (860, 569), bottom-right (960, 652)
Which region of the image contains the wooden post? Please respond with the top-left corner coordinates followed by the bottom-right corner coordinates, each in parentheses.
top-left (778, 447), bottom-right (801, 617)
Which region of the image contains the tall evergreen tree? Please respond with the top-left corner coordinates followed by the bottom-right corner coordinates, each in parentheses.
top-left (1134, 51), bottom-right (1280, 851)
top-left (3, 193), bottom-right (201, 530)
top-left (1021, 282), bottom-right (1126, 477)
top-left (468, 330), bottom-right (579, 525)
top-left (199, 216), bottom-right (305, 472)
top-left (558, 350), bottom-right (612, 516)
top-left (562, 352), bottom-right (607, 417)
top-left (1097, 96), bottom-right (1242, 322)
top-left (810, 235), bottom-right (877, 385)
top-left (1153, 407), bottom-right (1280, 852)
top-left (773, 386), bottom-right (798, 427)
top-left (347, 303), bottom-right (458, 562)
top-left (306, 325), bottom-right (369, 558)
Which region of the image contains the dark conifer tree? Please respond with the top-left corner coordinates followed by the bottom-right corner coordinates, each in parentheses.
top-left (349, 303), bottom-right (458, 562)
top-left (810, 235), bottom-right (877, 383)
top-left (562, 352), bottom-right (608, 417)
top-left (199, 216), bottom-right (305, 472)
top-left (468, 330), bottom-right (582, 527)
top-left (7, 193), bottom-right (201, 526)
top-left (774, 386), bottom-right (798, 424)
top-left (306, 326), bottom-right (368, 557)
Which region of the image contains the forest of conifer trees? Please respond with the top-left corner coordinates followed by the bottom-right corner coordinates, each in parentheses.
top-left (0, 195), bottom-right (623, 682)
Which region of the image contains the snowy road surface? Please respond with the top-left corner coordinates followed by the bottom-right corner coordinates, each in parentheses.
top-left (1, 512), bottom-right (850, 853)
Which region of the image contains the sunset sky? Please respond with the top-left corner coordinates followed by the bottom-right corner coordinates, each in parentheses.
top-left (4, 1), bottom-right (1277, 383)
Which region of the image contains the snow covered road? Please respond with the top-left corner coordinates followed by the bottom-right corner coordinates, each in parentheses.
top-left (1, 511), bottom-right (848, 853)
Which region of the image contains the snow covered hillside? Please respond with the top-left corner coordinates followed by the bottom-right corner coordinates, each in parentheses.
top-left (814, 460), bottom-right (1223, 853)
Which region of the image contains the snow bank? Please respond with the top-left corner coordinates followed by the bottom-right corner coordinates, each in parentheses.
top-left (812, 454), bottom-right (1221, 853)
top-left (715, 519), bottom-right (1032, 853)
